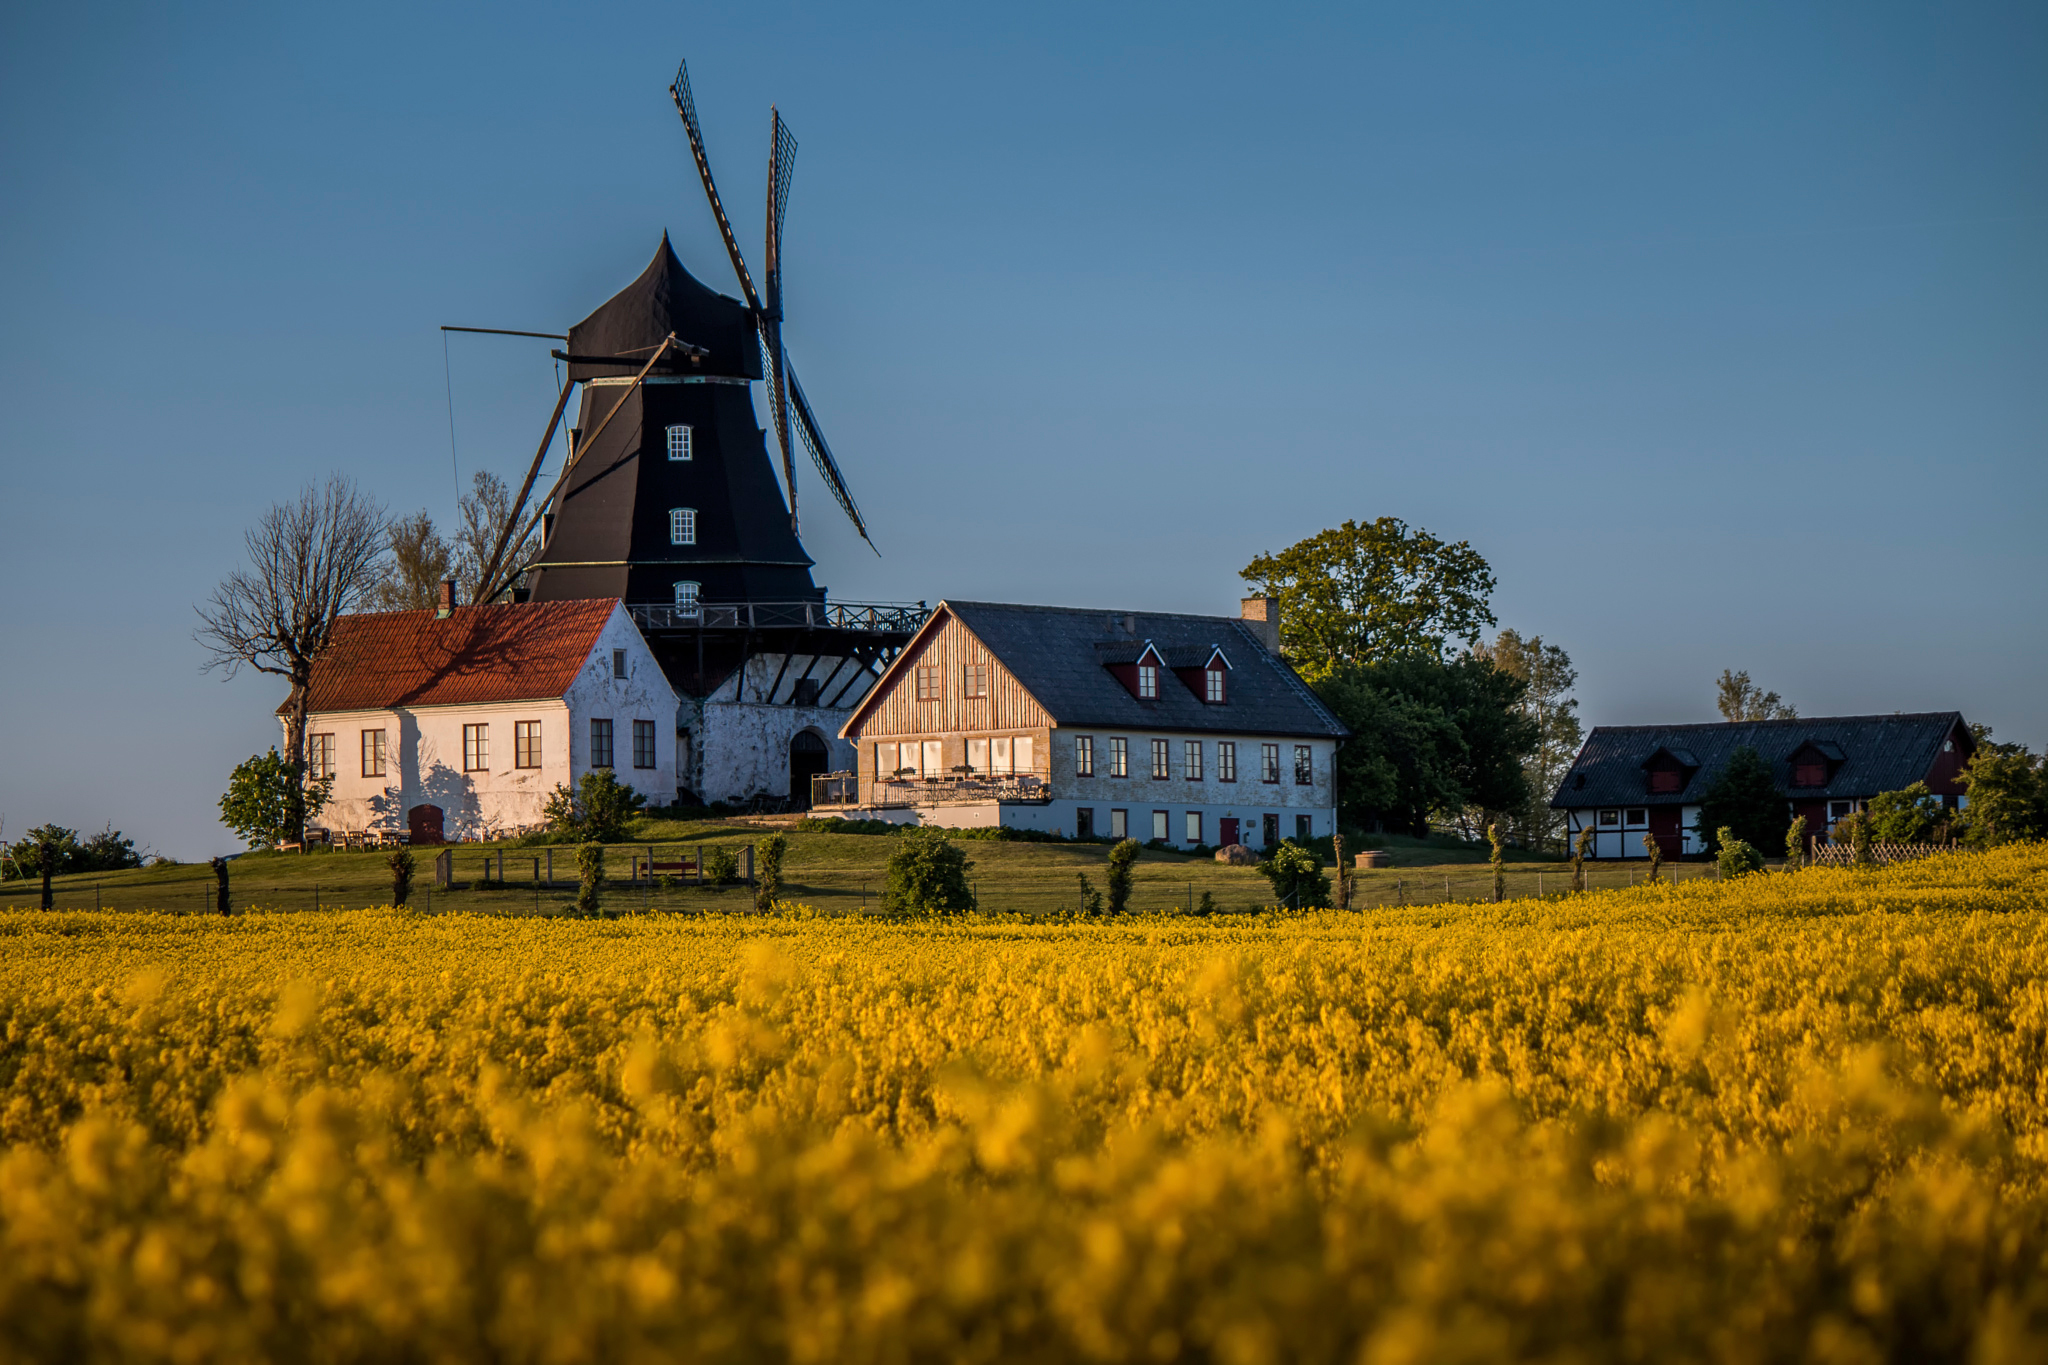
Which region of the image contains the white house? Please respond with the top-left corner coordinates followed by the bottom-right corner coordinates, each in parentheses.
top-left (827, 599), bottom-right (1348, 848)
top-left (291, 597), bottom-right (679, 842)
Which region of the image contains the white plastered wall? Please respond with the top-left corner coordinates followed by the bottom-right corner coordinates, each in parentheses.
top-left (691, 651), bottom-right (879, 805)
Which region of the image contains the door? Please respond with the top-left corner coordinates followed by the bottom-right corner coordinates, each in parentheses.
top-left (789, 731), bottom-right (830, 809)
top-left (1219, 817), bottom-right (1239, 848)
top-left (407, 804), bottom-right (444, 845)
top-left (1262, 814), bottom-right (1281, 847)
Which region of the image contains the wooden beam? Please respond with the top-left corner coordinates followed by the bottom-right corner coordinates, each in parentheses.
top-left (762, 650), bottom-right (796, 705)
top-left (475, 377), bottom-right (575, 600)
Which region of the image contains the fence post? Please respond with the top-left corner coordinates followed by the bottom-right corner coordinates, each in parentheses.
top-left (746, 844), bottom-right (755, 886)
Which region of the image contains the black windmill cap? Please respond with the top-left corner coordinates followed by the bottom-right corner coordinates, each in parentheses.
top-left (565, 233), bottom-right (763, 383)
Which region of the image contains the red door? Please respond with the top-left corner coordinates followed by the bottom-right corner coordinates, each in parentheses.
top-left (1649, 807), bottom-right (1682, 858)
top-left (408, 804), bottom-right (444, 845)
top-left (1219, 817), bottom-right (1240, 848)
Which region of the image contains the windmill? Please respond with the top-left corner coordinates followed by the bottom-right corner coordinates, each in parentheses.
top-left (670, 59), bottom-right (870, 548)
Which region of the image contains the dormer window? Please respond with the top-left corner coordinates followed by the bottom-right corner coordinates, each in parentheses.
top-left (666, 425), bottom-right (693, 461)
top-left (1789, 740), bottom-right (1845, 789)
top-left (1792, 759), bottom-right (1826, 787)
top-left (1650, 768), bottom-right (1682, 793)
top-left (1138, 663), bottom-right (1158, 698)
top-left (1205, 667), bottom-right (1226, 703)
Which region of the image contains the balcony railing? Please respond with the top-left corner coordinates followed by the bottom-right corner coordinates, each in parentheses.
top-left (811, 769), bottom-right (1054, 810)
top-left (629, 600), bottom-right (930, 634)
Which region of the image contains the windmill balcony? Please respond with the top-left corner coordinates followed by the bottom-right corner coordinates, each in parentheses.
top-left (629, 599), bottom-right (930, 633)
top-left (811, 767), bottom-right (1055, 811)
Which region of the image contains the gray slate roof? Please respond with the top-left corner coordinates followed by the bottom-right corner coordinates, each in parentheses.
top-left (1551, 712), bottom-right (1970, 809)
top-left (941, 601), bottom-right (1347, 739)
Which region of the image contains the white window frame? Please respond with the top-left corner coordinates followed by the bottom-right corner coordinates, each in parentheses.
top-left (666, 424), bottom-right (693, 461)
top-left (669, 507), bottom-right (696, 545)
top-left (1109, 808), bottom-right (1128, 839)
top-left (674, 581), bottom-right (700, 614)
top-left (1184, 810), bottom-right (1202, 844)
top-left (1152, 810), bottom-right (1169, 842)
top-left (1205, 668), bottom-right (1225, 703)
top-left (1137, 663), bottom-right (1158, 699)
top-left (309, 732), bottom-right (336, 781)
top-left (462, 724), bottom-right (488, 773)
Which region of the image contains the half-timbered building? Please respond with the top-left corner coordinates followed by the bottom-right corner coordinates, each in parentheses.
top-left (828, 599), bottom-right (1348, 848)
top-left (1550, 712), bottom-right (1975, 859)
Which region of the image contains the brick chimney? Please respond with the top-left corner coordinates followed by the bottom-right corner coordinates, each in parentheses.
top-left (1240, 596), bottom-right (1280, 654)
top-left (437, 579), bottom-right (456, 619)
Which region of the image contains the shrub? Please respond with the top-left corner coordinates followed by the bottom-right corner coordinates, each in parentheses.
top-left (795, 817), bottom-right (900, 836)
top-left (754, 834), bottom-right (787, 911)
top-left (388, 848), bottom-right (415, 907)
top-left (1258, 840), bottom-right (1331, 908)
top-left (1716, 826), bottom-right (1764, 879)
top-left (1642, 831), bottom-right (1663, 885)
top-left (219, 750), bottom-right (332, 849)
top-left (1785, 815), bottom-right (1808, 867)
top-left (575, 842), bottom-right (605, 916)
top-left (705, 846), bottom-right (741, 886)
top-left (1572, 825), bottom-right (1593, 892)
top-left (543, 770), bottom-right (648, 843)
top-left (1196, 890), bottom-right (1218, 915)
top-left (1867, 782), bottom-right (1942, 844)
top-left (1959, 749), bottom-right (2046, 847)
top-left (1075, 872), bottom-right (1104, 916)
top-left (883, 827), bottom-right (976, 916)
top-left (1105, 839), bottom-right (1142, 914)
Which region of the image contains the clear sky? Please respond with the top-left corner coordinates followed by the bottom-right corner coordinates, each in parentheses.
top-left (3, 1), bottom-right (2043, 860)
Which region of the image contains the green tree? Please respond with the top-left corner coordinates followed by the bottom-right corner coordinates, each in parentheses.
top-left (1695, 748), bottom-right (1785, 857)
top-left (1105, 838), bottom-right (1141, 914)
top-left (219, 750), bottom-right (333, 849)
top-left (1241, 518), bottom-right (1497, 681)
top-left (1572, 826), bottom-right (1593, 892)
top-left (1259, 841), bottom-right (1331, 908)
top-left (1785, 815), bottom-right (1808, 867)
top-left (1958, 748), bottom-right (2045, 847)
top-left (575, 843), bottom-right (605, 916)
top-left (883, 827), bottom-right (976, 916)
top-left (1716, 670), bottom-right (1797, 722)
top-left (542, 770), bottom-right (647, 843)
top-left (77, 824), bottom-right (145, 872)
top-left (1471, 630), bottom-right (1582, 852)
top-left (1716, 827), bottom-right (1764, 878)
top-left (1865, 783), bottom-right (1941, 844)
top-left (754, 834), bottom-right (787, 911)
top-left (6, 824), bottom-right (79, 882)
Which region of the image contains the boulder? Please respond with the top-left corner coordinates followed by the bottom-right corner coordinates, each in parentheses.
top-left (1215, 843), bottom-right (1259, 866)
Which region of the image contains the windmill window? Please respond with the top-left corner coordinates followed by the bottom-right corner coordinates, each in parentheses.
top-left (1205, 667), bottom-right (1226, 703)
top-left (669, 508), bottom-right (697, 546)
top-left (1137, 663), bottom-right (1159, 698)
top-left (673, 581), bottom-right (700, 614)
top-left (666, 425), bottom-right (693, 461)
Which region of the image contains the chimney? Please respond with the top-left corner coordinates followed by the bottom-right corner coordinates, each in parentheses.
top-left (1240, 596), bottom-right (1280, 654)
top-left (437, 579), bottom-right (456, 619)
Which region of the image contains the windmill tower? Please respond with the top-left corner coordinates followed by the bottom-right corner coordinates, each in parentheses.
top-left (494, 60), bottom-right (925, 808)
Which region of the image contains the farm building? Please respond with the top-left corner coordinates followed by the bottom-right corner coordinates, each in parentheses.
top-left (822, 598), bottom-right (1348, 848)
top-left (288, 593), bottom-right (678, 843)
top-left (1550, 712), bottom-right (1974, 859)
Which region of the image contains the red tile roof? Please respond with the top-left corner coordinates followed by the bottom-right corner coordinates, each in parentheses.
top-left (286, 600), bottom-right (621, 714)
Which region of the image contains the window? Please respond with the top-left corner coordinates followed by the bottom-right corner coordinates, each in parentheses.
top-left (669, 508), bottom-right (697, 546)
top-left (674, 581), bottom-right (700, 614)
top-left (1150, 738), bottom-right (1170, 780)
top-left (515, 720), bottom-right (542, 769)
top-left (967, 737), bottom-right (989, 772)
top-left (462, 724), bottom-right (488, 772)
top-left (990, 737), bottom-right (1012, 773)
top-left (915, 666), bottom-right (941, 702)
top-left (633, 719), bottom-right (657, 769)
top-left (1109, 737), bottom-right (1129, 778)
top-left (309, 733), bottom-right (335, 780)
top-left (963, 663), bottom-right (988, 698)
top-left (1624, 808), bottom-right (1647, 828)
top-left (1651, 768), bottom-right (1683, 793)
top-left (1829, 800), bottom-right (1856, 823)
top-left (1296, 814), bottom-right (1313, 842)
top-left (1262, 813), bottom-right (1280, 847)
top-left (1218, 741), bottom-right (1237, 783)
top-left (1015, 736), bottom-right (1034, 772)
top-left (1205, 667), bottom-right (1226, 703)
top-left (1261, 743), bottom-right (1281, 784)
top-left (1184, 810), bottom-right (1202, 844)
top-left (1598, 809), bottom-right (1620, 828)
top-left (1075, 807), bottom-right (1095, 838)
top-left (666, 424), bottom-right (693, 460)
top-left (590, 718), bottom-right (614, 769)
top-left (1075, 735), bottom-right (1094, 777)
top-left (361, 728), bottom-right (386, 778)
top-left (923, 739), bottom-right (944, 775)
top-left (1137, 663), bottom-right (1158, 699)
top-left (1294, 745), bottom-right (1313, 786)
top-left (1792, 760), bottom-right (1825, 788)
top-left (1152, 810), bottom-right (1169, 842)
top-left (1184, 740), bottom-right (1203, 782)
top-left (875, 741), bottom-right (899, 777)
top-left (1109, 808), bottom-right (1128, 840)
top-left (612, 648), bottom-right (627, 680)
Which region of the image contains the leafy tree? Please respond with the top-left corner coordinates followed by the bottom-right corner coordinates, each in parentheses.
top-left (1471, 629), bottom-right (1582, 852)
top-left (1785, 815), bottom-right (1808, 866)
top-left (755, 833), bottom-right (787, 911)
top-left (1572, 826), bottom-right (1593, 892)
top-left (1716, 827), bottom-right (1764, 878)
top-left (5, 824), bottom-right (78, 882)
top-left (1259, 841), bottom-right (1331, 908)
top-left (1866, 783), bottom-right (1941, 844)
top-left (1695, 748), bottom-right (1785, 857)
top-left (883, 827), bottom-right (976, 916)
top-left (541, 770), bottom-right (647, 843)
top-left (575, 843), bottom-right (605, 916)
top-left (1105, 838), bottom-right (1141, 914)
top-left (77, 824), bottom-right (145, 872)
top-left (1958, 748), bottom-right (2045, 847)
top-left (368, 510), bottom-right (453, 612)
top-left (1716, 670), bottom-right (1797, 722)
top-left (1241, 517), bottom-right (1497, 681)
top-left (219, 750), bottom-right (332, 849)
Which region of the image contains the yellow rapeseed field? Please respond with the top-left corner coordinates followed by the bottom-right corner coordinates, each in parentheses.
top-left (4, 846), bottom-right (2048, 1363)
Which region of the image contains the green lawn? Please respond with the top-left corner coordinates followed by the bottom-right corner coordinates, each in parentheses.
top-left (2, 823), bottom-right (1715, 918)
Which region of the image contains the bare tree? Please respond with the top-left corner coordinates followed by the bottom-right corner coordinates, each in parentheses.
top-left (453, 470), bottom-right (540, 605)
top-left (368, 510), bottom-right (454, 612)
top-left (196, 477), bottom-right (388, 845)
top-left (1717, 669), bottom-right (1797, 722)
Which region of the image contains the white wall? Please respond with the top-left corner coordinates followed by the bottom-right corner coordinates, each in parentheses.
top-left (692, 651), bottom-right (877, 805)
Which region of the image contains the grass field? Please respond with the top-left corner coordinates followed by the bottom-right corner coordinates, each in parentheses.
top-left (3, 846), bottom-right (2047, 1361)
top-left (10, 823), bottom-right (1687, 918)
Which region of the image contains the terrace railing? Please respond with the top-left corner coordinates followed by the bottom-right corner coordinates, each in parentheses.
top-left (629, 600), bottom-right (930, 634)
top-left (812, 768), bottom-right (1055, 810)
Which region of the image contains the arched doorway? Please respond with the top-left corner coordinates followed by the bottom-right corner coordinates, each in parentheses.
top-left (408, 804), bottom-right (445, 845)
top-left (789, 730), bottom-right (830, 809)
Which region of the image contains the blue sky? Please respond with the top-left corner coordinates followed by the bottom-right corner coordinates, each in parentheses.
top-left (3, 1), bottom-right (2042, 859)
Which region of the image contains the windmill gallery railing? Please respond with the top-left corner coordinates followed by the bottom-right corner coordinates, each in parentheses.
top-left (812, 768), bottom-right (1055, 810)
top-left (628, 600), bottom-right (930, 634)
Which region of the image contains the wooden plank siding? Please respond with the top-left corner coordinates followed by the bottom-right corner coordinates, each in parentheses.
top-left (845, 610), bottom-right (1054, 802)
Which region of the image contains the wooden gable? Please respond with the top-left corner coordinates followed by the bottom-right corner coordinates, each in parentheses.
top-left (845, 608), bottom-right (1053, 737)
